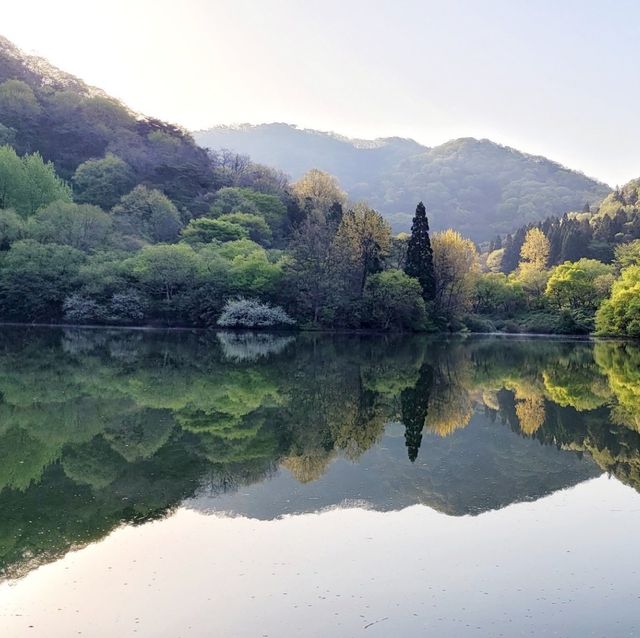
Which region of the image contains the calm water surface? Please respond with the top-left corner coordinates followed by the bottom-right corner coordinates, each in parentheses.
top-left (0, 328), bottom-right (639, 637)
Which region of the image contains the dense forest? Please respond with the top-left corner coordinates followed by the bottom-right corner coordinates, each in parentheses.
top-left (195, 123), bottom-right (610, 241)
top-left (0, 35), bottom-right (638, 337)
top-left (1, 330), bottom-right (639, 580)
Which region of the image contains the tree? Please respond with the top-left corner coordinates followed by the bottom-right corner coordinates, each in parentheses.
top-left (0, 80), bottom-right (42, 134)
top-left (614, 240), bottom-right (640, 272)
top-left (130, 244), bottom-right (200, 302)
top-left (0, 209), bottom-right (25, 250)
top-left (404, 202), bottom-right (436, 301)
top-left (363, 270), bottom-right (426, 331)
top-left (113, 185), bottom-right (182, 243)
top-left (335, 202), bottom-right (391, 293)
top-left (473, 273), bottom-right (525, 316)
top-left (182, 217), bottom-right (247, 244)
top-left (432, 229), bottom-right (478, 325)
top-left (519, 228), bottom-right (550, 272)
top-left (27, 201), bottom-right (113, 252)
top-left (217, 212), bottom-right (272, 245)
top-left (400, 363), bottom-right (434, 462)
top-left (486, 248), bottom-right (504, 273)
top-left (0, 239), bottom-right (85, 320)
top-left (596, 266), bottom-right (640, 337)
top-left (72, 154), bottom-right (135, 209)
top-left (0, 146), bottom-right (71, 216)
top-left (545, 259), bottom-right (614, 313)
top-left (284, 212), bottom-right (342, 325)
top-left (291, 169), bottom-right (346, 213)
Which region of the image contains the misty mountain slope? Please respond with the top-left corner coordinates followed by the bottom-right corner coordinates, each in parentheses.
top-left (196, 123), bottom-right (611, 241)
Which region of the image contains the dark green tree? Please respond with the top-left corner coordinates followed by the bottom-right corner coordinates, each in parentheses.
top-left (400, 363), bottom-right (433, 462)
top-left (404, 201), bottom-right (435, 301)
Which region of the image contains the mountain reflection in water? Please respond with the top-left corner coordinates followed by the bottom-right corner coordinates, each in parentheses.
top-left (1, 327), bottom-right (640, 580)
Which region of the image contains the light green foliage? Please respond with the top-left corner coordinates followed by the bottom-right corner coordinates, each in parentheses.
top-left (363, 269), bottom-right (426, 330)
top-left (113, 185), bottom-right (182, 244)
top-left (615, 240), bottom-right (640, 271)
top-left (511, 266), bottom-right (550, 308)
top-left (182, 217), bottom-right (247, 244)
top-left (474, 273), bottom-right (525, 316)
top-left (77, 252), bottom-right (132, 300)
top-left (130, 243), bottom-right (200, 301)
top-left (545, 259), bottom-right (614, 312)
top-left (0, 145), bottom-right (71, 216)
top-left (0, 209), bottom-right (25, 250)
top-left (210, 187), bottom-right (287, 240)
top-left (217, 212), bottom-right (272, 245)
top-left (596, 266), bottom-right (640, 337)
top-left (27, 201), bottom-right (113, 252)
top-left (204, 239), bottom-right (285, 297)
top-left (72, 154), bottom-right (134, 209)
top-left (596, 179), bottom-right (640, 218)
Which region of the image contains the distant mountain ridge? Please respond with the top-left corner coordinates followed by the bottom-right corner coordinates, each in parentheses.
top-left (195, 123), bottom-right (611, 241)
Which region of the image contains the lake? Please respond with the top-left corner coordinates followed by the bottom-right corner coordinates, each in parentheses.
top-left (0, 328), bottom-right (639, 637)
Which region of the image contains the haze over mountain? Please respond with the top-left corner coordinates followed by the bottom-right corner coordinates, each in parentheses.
top-left (196, 124), bottom-right (611, 241)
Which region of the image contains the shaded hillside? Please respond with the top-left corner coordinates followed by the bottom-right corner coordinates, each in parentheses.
top-left (195, 123), bottom-right (610, 241)
top-left (0, 36), bottom-right (215, 211)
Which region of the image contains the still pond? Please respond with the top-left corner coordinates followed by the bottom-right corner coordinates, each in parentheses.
top-left (0, 328), bottom-right (639, 637)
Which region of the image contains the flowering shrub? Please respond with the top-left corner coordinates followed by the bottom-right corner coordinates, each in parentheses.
top-left (217, 298), bottom-right (295, 328)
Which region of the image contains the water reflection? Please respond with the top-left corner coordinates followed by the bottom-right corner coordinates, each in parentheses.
top-left (1, 328), bottom-right (640, 580)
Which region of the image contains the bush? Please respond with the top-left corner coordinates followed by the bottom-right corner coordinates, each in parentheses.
top-left (63, 294), bottom-right (105, 324)
top-left (499, 320), bottom-right (521, 334)
top-left (108, 290), bottom-right (146, 323)
top-left (217, 298), bottom-right (296, 328)
top-left (462, 314), bottom-right (496, 333)
top-left (363, 270), bottom-right (426, 331)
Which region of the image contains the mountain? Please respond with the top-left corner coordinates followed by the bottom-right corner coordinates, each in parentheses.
top-left (195, 123), bottom-right (611, 241)
top-left (0, 36), bottom-right (214, 210)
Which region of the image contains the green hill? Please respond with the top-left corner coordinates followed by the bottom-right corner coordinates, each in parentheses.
top-left (195, 123), bottom-right (611, 241)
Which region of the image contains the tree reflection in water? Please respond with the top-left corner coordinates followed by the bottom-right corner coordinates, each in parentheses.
top-left (1, 328), bottom-right (640, 579)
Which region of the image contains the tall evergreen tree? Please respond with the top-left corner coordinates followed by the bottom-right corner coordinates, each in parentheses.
top-left (404, 201), bottom-right (435, 301)
top-left (400, 363), bottom-right (433, 462)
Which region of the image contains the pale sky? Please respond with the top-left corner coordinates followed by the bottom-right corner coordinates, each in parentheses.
top-left (3, 0), bottom-right (639, 186)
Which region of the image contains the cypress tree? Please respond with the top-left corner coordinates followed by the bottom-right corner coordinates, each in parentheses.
top-left (404, 201), bottom-right (435, 301)
top-left (400, 363), bottom-right (433, 462)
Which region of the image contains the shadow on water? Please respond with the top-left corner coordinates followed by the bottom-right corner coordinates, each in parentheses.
top-left (1, 327), bottom-right (640, 579)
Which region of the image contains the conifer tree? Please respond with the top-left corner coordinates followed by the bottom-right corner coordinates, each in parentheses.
top-left (404, 201), bottom-right (435, 301)
top-left (400, 363), bottom-right (433, 462)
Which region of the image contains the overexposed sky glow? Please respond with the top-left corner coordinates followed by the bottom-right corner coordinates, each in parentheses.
top-left (3, 0), bottom-right (640, 185)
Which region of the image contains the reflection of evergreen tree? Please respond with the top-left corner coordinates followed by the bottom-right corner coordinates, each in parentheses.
top-left (400, 363), bottom-right (434, 462)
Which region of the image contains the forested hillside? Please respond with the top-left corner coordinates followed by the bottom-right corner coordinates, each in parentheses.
top-left (195, 123), bottom-right (611, 241)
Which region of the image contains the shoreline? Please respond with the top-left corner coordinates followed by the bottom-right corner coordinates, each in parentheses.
top-left (0, 321), bottom-right (621, 341)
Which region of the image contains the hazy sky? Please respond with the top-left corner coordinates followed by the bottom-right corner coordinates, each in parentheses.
top-left (3, 0), bottom-right (639, 185)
